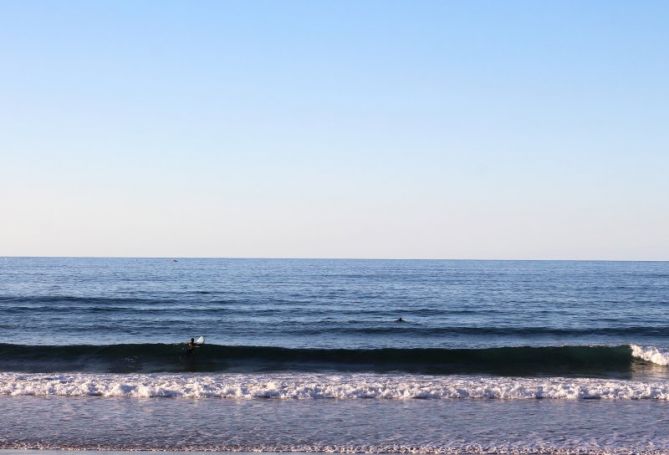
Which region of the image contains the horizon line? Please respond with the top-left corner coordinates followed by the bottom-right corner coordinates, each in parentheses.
top-left (1, 255), bottom-right (667, 263)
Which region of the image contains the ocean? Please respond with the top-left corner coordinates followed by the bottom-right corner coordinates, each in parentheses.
top-left (1, 257), bottom-right (669, 454)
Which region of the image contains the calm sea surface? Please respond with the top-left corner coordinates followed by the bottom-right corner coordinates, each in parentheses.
top-left (2, 257), bottom-right (669, 348)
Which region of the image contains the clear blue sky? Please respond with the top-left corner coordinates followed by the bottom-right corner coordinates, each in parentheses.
top-left (1, 0), bottom-right (667, 259)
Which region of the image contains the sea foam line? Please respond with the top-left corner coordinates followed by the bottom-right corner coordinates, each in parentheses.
top-left (2, 372), bottom-right (669, 400)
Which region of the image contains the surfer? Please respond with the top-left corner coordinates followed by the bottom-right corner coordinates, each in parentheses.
top-left (185, 336), bottom-right (205, 355)
top-left (185, 337), bottom-right (199, 353)
top-left (395, 317), bottom-right (405, 323)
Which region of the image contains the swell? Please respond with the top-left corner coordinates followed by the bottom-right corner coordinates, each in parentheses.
top-left (0, 343), bottom-right (659, 376)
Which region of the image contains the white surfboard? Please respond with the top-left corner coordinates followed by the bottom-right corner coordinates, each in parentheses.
top-left (194, 336), bottom-right (205, 345)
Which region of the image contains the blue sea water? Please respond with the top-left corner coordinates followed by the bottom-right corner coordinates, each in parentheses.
top-left (1, 257), bottom-right (669, 453)
top-left (2, 257), bottom-right (669, 348)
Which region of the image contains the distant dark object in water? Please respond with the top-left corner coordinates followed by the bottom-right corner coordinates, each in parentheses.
top-left (396, 317), bottom-right (405, 323)
top-left (172, 259), bottom-right (178, 262)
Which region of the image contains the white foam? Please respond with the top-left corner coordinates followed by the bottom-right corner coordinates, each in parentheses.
top-left (631, 344), bottom-right (669, 366)
top-left (2, 372), bottom-right (669, 400)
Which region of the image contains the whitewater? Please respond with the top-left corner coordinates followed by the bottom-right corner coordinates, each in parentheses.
top-left (3, 373), bottom-right (669, 401)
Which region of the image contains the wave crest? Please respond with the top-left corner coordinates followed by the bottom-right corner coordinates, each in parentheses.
top-left (631, 344), bottom-right (669, 366)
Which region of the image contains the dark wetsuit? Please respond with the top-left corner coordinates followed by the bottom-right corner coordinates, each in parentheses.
top-left (186, 340), bottom-right (198, 354)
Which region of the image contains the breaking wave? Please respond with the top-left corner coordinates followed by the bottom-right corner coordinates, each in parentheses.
top-left (630, 344), bottom-right (669, 366)
top-left (3, 372), bottom-right (669, 400)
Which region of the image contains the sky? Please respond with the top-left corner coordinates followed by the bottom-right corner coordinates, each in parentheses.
top-left (1, 0), bottom-right (667, 260)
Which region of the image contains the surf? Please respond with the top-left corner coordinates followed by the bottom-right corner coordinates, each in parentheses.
top-left (3, 371), bottom-right (669, 400)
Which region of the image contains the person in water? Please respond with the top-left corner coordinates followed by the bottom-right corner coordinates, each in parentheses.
top-left (396, 317), bottom-right (405, 323)
top-left (185, 337), bottom-right (199, 353)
